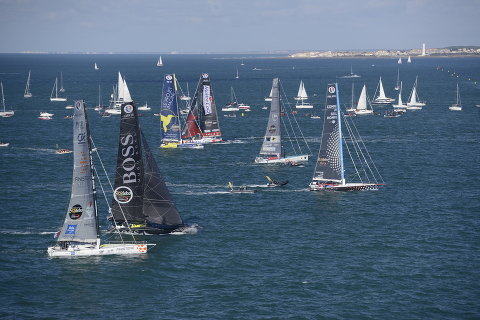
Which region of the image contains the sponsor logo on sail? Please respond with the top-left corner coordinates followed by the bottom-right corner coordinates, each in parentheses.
top-left (69, 204), bottom-right (83, 220)
top-left (114, 186), bottom-right (133, 204)
top-left (124, 104), bottom-right (134, 113)
top-left (328, 86), bottom-right (336, 94)
top-left (65, 224), bottom-right (77, 234)
top-left (75, 101), bottom-right (82, 110)
top-left (203, 86), bottom-right (212, 114)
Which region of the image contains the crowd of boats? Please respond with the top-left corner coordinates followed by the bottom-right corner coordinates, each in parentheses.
top-left (2, 60), bottom-right (470, 257)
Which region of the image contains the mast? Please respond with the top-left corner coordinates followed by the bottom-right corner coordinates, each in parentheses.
top-left (311, 83), bottom-right (344, 184)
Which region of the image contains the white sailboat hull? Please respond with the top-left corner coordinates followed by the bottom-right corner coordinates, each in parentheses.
top-left (0, 111), bottom-right (14, 117)
top-left (50, 97), bottom-right (67, 102)
top-left (48, 242), bottom-right (155, 257)
top-left (255, 154), bottom-right (308, 164)
top-left (354, 109), bottom-right (373, 115)
top-left (104, 108), bottom-right (122, 114)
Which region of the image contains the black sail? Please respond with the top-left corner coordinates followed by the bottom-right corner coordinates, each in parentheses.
top-left (111, 102), bottom-right (144, 223)
top-left (141, 132), bottom-right (184, 228)
top-left (198, 73), bottom-right (221, 139)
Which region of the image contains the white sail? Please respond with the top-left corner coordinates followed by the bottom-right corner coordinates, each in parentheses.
top-left (157, 56), bottom-right (163, 66)
top-left (95, 63), bottom-right (99, 70)
top-left (295, 81), bottom-right (308, 100)
top-left (373, 77), bottom-right (395, 104)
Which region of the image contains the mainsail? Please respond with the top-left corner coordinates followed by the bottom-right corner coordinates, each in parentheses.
top-left (110, 102), bottom-right (144, 223)
top-left (160, 74), bottom-right (182, 143)
top-left (311, 84), bottom-right (344, 184)
top-left (110, 101), bottom-right (185, 234)
top-left (57, 100), bottom-right (99, 243)
top-left (181, 73), bottom-right (222, 143)
top-left (258, 78), bottom-right (282, 159)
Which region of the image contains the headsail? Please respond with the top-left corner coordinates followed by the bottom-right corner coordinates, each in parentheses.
top-left (57, 100), bottom-right (99, 243)
top-left (141, 132), bottom-right (184, 228)
top-left (311, 84), bottom-right (344, 184)
top-left (110, 102), bottom-right (144, 223)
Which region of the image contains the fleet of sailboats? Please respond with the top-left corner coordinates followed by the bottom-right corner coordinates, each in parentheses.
top-left (48, 100), bottom-right (155, 256)
top-left (160, 74), bottom-right (204, 148)
top-left (255, 78), bottom-right (311, 164)
top-left (449, 83), bottom-right (462, 111)
top-left (309, 84), bottom-right (384, 191)
top-left (24, 70), bottom-right (32, 98)
top-left (50, 77), bottom-right (67, 101)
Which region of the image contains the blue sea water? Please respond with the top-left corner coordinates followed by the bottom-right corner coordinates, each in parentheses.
top-left (0, 53), bottom-right (479, 319)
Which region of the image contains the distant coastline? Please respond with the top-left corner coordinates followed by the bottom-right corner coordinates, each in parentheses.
top-left (14, 46), bottom-right (480, 58)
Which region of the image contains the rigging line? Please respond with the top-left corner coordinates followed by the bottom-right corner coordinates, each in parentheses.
top-left (344, 114), bottom-right (384, 184)
top-left (278, 80), bottom-right (312, 154)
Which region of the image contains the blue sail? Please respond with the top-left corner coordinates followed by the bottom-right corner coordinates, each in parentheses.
top-left (160, 74), bottom-right (181, 143)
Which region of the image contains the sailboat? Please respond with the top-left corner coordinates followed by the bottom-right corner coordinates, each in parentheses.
top-left (394, 69), bottom-right (401, 91)
top-left (449, 83), bottom-right (462, 111)
top-left (181, 73), bottom-right (223, 143)
top-left (392, 81), bottom-right (407, 112)
top-left (108, 101), bottom-right (195, 235)
top-left (222, 87), bottom-right (239, 111)
top-left (398, 57), bottom-right (402, 64)
top-left (255, 78), bottom-right (310, 164)
top-left (295, 80), bottom-right (313, 109)
top-left (160, 74), bottom-right (204, 149)
top-left (372, 77), bottom-right (395, 105)
top-left (180, 82), bottom-right (191, 101)
top-left (157, 56), bottom-right (163, 66)
top-left (24, 70), bottom-right (33, 98)
top-left (236, 66), bottom-right (239, 79)
top-left (336, 66), bottom-right (361, 78)
top-left (264, 87), bottom-right (273, 101)
top-left (94, 63), bottom-right (99, 70)
top-left (309, 84), bottom-right (384, 191)
top-left (95, 85), bottom-right (105, 111)
top-left (0, 83), bottom-right (15, 117)
top-left (353, 84), bottom-right (374, 115)
top-left (59, 71), bottom-right (65, 92)
top-left (407, 56), bottom-right (411, 63)
top-left (50, 77), bottom-right (67, 101)
top-left (48, 100), bottom-right (155, 256)
top-left (105, 72), bottom-right (132, 114)
top-left (406, 76), bottom-right (426, 109)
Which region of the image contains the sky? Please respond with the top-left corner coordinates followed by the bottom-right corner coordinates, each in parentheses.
top-left (1, 0), bottom-right (479, 53)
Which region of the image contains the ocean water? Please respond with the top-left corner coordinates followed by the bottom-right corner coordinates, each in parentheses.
top-left (1, 53), bottom-right (479, 319)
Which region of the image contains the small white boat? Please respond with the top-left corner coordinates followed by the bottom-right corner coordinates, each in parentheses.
top-left (157, 56), bottom-right (163, 66)
top-left (406, 77), bottom-right (426, 109)
top-left (229, 182), bottom-right (256, 194)
top-left (0, 83), bottom-right (15, 117)
top-left (65, 105), bottom-right (74, 109)
top-left (138, 102), bottom-right (151, 111)
top-left (0, 142), bottom-right (9, 147)
top-left (449, 83), bottom-right (462, 111)
top-left (40, 112), bottom-right (54, 117)
top-left (50, 77), bottom-right (67, 101)
top-left (295, 80), bottom-right (313, 109)
top-left (94, 63), bottom-right (99, 70)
